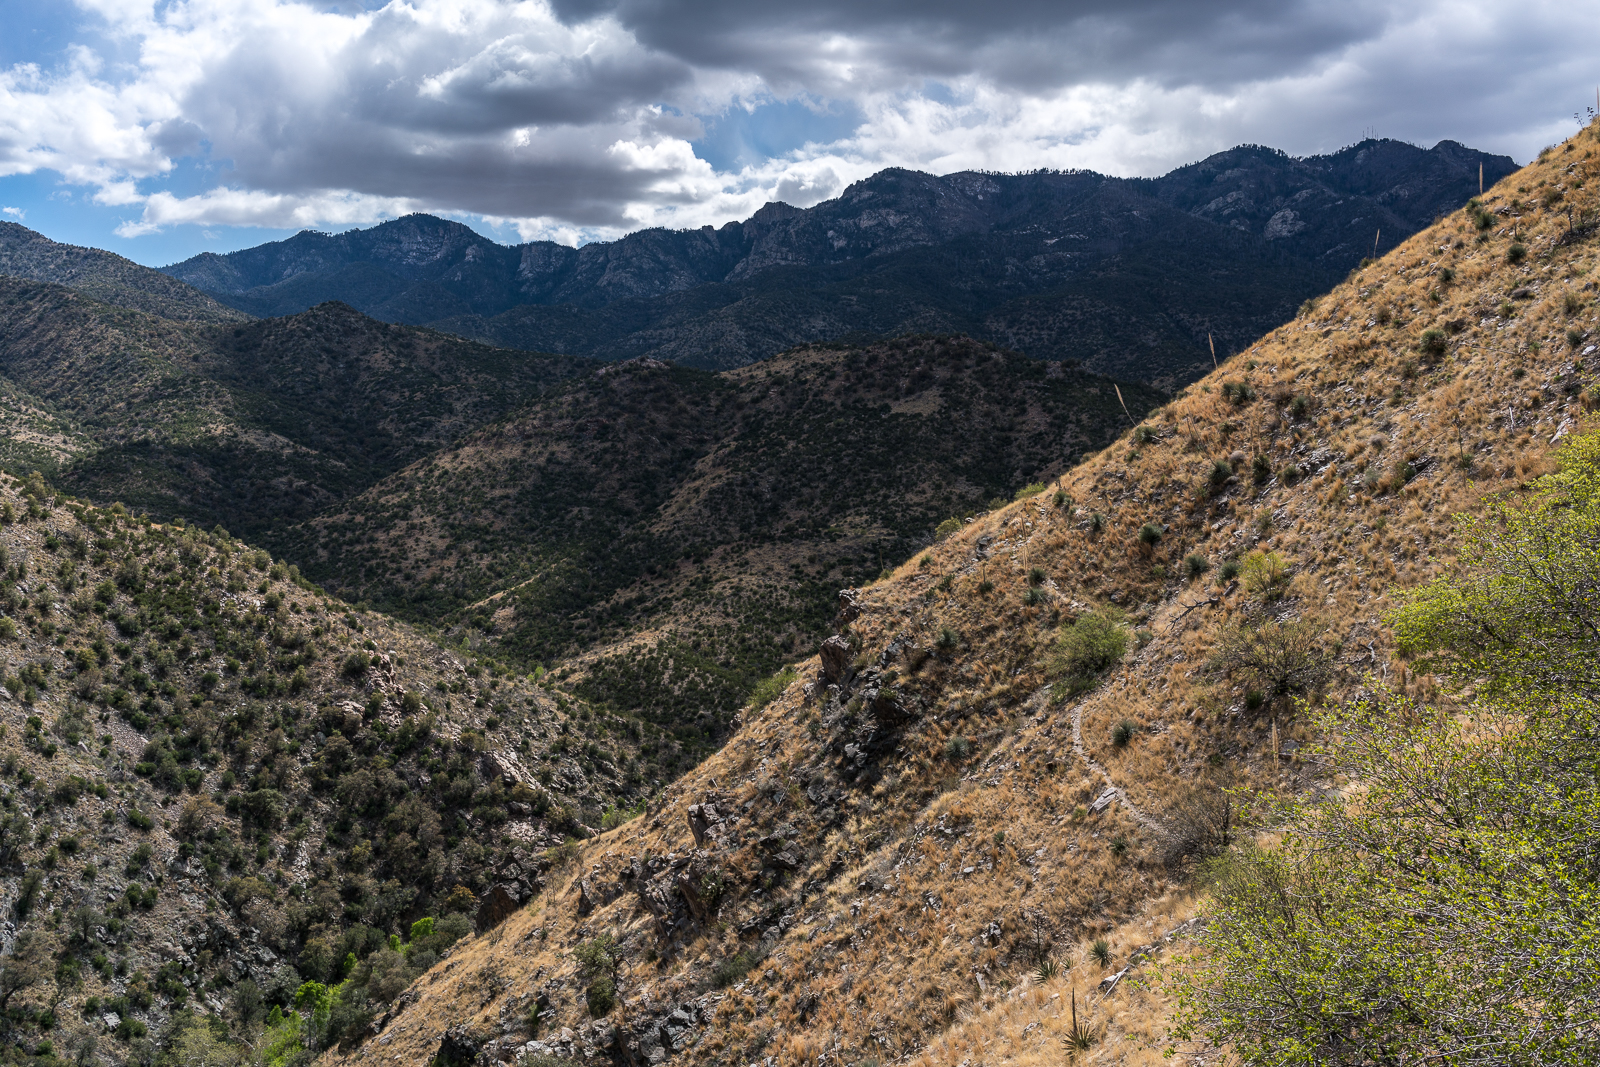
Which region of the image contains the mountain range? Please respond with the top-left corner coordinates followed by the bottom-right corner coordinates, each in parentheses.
top-left (0, 126), bottom-right (1576, 1067)
top-left (160, 138), bottom-right (1516, 385)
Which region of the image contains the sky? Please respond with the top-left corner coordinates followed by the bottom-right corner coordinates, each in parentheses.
top-left (0, 0), bottom-right (1595, 266)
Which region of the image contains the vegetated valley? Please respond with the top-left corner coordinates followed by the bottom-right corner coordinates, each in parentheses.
top-left (316, 129), bottom-right (1598, 1067)
top-left (283, 339), bottom-right (1161, 755)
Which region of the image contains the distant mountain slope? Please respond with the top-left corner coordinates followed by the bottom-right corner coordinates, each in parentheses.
top-left (0, 477), bottom-right (653, 1067)
top-left (0, 220), bottom-right (249, 323)
top-left (322, 127), bottom-right (1598, 1067)
top-left (0, 281), bottom-right (592, 538)
top-left (162, 139), bottom-right (1516, 382)
top-left (281, 337), bottom-right (1163, 742)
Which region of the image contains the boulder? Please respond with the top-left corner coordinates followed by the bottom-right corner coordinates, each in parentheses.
top-left (837, 588), bottom-right (863, 623)
top-left (475, 884), bottom-right (525, 933)
top-left (434, 1024), bottom-right (481, 1066)
top-left (819, 635), bottom-right (853, 685)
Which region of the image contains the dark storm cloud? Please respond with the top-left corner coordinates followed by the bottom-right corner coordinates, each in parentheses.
top-left (550, 0), bottom-right (1387, 91)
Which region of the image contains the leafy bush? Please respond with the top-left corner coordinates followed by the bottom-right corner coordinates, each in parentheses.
top-left (1156, 782), bottom-right (1233, 866)
top-left (1050, 608), bottom-right (1129, 695)
top-left (1138, 523), bottom-right (1164, 547)
top-left (1013, 482), bottom-right (1047, 501)
top-left (934, 517), bottom-right (962, 541)
top-left (1207, 620), bottom-right (1332, 708)
top-left (943, 735), bottom-right (970, 761)
top-left (712, 948), bottom-right (765, 988)
top-left (1240, 550), bottom-right (1288, 599)
top-left (1419, 328), bottom-right (1449, 358)
top-left (1111, 719), bottom-right (1136, 747)
top-left (1184, 552), bottom-right (1210, 579)
top-left (747, 668), bottom-right (797, 710)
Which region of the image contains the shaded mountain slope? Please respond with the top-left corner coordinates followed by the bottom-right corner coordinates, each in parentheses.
top-left (0, 478), bottom-right (659, 1065)
top-left (0, 221), bottom-right (249, 324)
top-left (280, 339), bottom-right (1164, 751)
top-left (0, 283), bottom-right (592, 540)
top-left (323, 132), bottom-right (1598, 1067)
top-left (163, 140), bottom-right (1516, 382)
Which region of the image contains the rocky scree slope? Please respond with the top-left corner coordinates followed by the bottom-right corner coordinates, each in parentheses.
top-left (164, 140), bottom-right (1516, 384)
top-left (323, 132), bottom-right (1598, 1067)
top-left (0, 222), bottom-right (248, 325)
top-left (281, 337), bottom-right (1162, 756)
top-left (0, 284), bottom-right (592, 540)
top-left (0, 478), bottom-right (660, 1063)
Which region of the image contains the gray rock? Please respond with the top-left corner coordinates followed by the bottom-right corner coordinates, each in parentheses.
top-left (819, 635), bottom-right (853, 685)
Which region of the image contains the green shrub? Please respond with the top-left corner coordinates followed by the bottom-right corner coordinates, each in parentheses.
top-left (1418, 329), bottom-right (1449, 358)
top-left (1112, 719), bottom-right (1136, 747)
top-left (943, 735), bottom-right (970, 761)
top-left (1090, 939), bottom-right (1112, 966)
top-left (934, 517), bottom-right (962, 541)
top-left (1207, 619), bottom-right (1333, 708)
top-left (1251, 455), bottom-right (1271, 485)
top-left (1028, 566), bottom-right (1047, 586)
top-left (935, 626), bottom-right (959, 650)
top-left (1139, 523), bottom-right (1164, 547)
top-left (1050, 608), bottom-right (1130, 695)
top-left (1241, 550), bottom-right (1289, 599)
top-left (1185, 552), bottom-right (1210, 579)
top-left (712, 949), bottom-right (764, 988)
top-left (747, 668), bottom-right (797, 710)
top-left (584, 976), bottom-right (616, 1016)
top-left (1014, 482), bottom-right (1047, 501)
top-left (1022, 587), bottom-right (1045, 606)
top-left (1507, 242), bottom-right (1527, 263)
top-left (1209, 460), bottom-right (1232, 492)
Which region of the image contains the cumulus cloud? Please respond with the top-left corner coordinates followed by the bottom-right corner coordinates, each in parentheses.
top-left (0, 0), bottom-right (1594, 244)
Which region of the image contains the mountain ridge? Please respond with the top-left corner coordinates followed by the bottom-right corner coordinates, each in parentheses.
top-left (159, 138), bottom-right (1517, 383)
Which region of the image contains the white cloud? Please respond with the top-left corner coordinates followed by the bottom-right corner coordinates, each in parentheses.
top-left (2, 206), bottom-right (24, 219)
top-left (0, 0), bottom-right (1595, 242)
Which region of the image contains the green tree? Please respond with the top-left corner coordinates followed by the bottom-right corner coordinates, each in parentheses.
top-left (1165, 429), bottom-right (1600, 1065)
top-left (1048, 606), bottom-right (1128, 695)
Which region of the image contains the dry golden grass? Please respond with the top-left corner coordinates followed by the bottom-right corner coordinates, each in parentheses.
top-left (325, 124), bottom-right (1600, 1067)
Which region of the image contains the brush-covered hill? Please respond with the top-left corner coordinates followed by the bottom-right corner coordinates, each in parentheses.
top-left (0, 475), bottom-right (669, 1066)
top-left (163, 140), bottom-right (1516, 385)
top-left (278, 338), bottom-right (1163, 752)
top-left (0, 283), bottom-right (592, 539)
top-left (324, 132), bottom-right (1597, 1067)
top-left (0, 222), bottom-right (249, 325)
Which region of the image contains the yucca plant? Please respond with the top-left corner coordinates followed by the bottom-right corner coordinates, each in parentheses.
top-left (1062, 989), bottom-right (1097, 1054)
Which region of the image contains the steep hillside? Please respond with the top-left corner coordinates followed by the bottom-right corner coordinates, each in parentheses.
top-left (0, 476), bottom-right (670, 1065)
top-left (0, 284), bottom-right (591, 538)
top-left (0, 222), bottom-right (249, 325)
top-left (162, 141), bottom-right (1516, 383)
top-left (325, 132), bottom-right (1597, 1067)
top-left (280, 339), bottom-right (1163, 749)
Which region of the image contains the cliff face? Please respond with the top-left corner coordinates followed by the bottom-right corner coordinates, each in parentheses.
top-left (158, 140), bottom-right (1518, 382)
